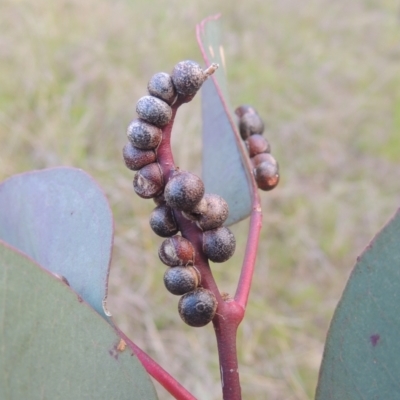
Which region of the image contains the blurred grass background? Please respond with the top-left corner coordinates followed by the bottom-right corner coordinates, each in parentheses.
top-left (1, 0), bottom-right (400, 399)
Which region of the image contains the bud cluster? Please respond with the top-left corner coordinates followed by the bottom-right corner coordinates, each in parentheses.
top-left (235, 105), bottom-right (280, 191)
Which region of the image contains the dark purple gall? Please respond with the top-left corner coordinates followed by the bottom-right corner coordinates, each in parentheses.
top-left (178, 288), bottom-right (217, 327)
top-left (254, 161), bottom-right (279, 191)
top-left (246, 134), bottom-right (271, 158)
top-left (147, 72), bottom-right (177, 105)
top-left (196, 194), bottom-right (229, 231)
top-left (136, 95), bottom-right (172, 127)
top-left (133, 163), bottom-right (164, 199)
top-left (127, 119), bottom-right (162, 150)
top-left (149, 204), bottom-right (179, 237)
top-left (235, 105), bottom-right (265, 139)
top-left (164, 171), bottom-right (205, 212)
top-left (203, 226), bottom-right (236, 263)
top-left (171, 60), bottom-right (218, 98)
top-left (163, 266), bottom-right (200, 296)
top-left (123, 142), bottom-right (156, 171)
top-left (159, 235), bottom-right (195, 267)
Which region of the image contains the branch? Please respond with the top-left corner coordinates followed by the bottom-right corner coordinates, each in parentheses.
top-left (234, 193), bottom-right (263, 308)
top-left (115, 327), bottom-right (196, 400)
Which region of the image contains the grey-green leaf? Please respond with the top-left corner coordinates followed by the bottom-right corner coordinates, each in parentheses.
top-left (0, 167), bottom-right (113, 318)
top-left (0, 240), bottom-right (158, 400)
top-left (315, 208), bottom-right (400, 399)
top-left (197, 15), bottom-right (253, 226)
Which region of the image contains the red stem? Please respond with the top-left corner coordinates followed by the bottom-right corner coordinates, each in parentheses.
top-left (234, 201), bottom-right (263, 308)
top-left (213, 300), bottom-right (245, 400)
top-left (115, 327), bottom-right (196, 400)
top-left (157, 105), bottom-right (178, 182)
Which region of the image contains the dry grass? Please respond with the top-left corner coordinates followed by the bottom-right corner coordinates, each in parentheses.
top-left (1, 0), bottom-right (400, 399)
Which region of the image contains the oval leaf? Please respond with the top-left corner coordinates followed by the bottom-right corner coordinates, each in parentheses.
top-left (0, 167), bottom-right (113, 318)
top-left (316, 208), bottom-right (400, 399)
top-left (0, 240), bottom-right (158, 400)
top-left (197, 15), bottom-right (253, 225)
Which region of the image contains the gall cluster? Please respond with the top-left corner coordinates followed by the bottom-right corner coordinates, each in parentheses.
top-left (235, 105), bottom-right (279, 191)
top-left (123, 60), bottom-right (233, 327)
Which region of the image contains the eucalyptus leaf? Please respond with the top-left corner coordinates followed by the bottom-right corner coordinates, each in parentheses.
top-left (0, 240), bottom-right (158, 400)
top-left (0, 167), bottom-right (113, 318)
top-left (316, 208), bottom-right (400, 399)
top-left (197, 15), bottom-right (253, 226)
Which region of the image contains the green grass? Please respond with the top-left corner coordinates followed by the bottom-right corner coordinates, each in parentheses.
top-left (1, 0), bottom-right (400, 399)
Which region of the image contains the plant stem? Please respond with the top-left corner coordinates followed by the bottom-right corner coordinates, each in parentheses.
top-left (234, 202), bottom-right (263, 308)
top-left (115, 327), bottom-right (196, 400)
top-left (213, 300), bottom-right (245, 400)
top-left (157, 105), bottom-right (178, 182)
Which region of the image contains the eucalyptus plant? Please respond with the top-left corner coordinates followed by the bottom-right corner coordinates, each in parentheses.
top-left (1, 14), bottom-right (399, 400)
